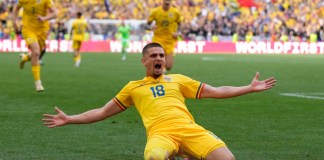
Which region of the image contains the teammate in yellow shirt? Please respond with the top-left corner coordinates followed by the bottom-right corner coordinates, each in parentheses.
top-left (70, 12), bottom-right (90, 67)
top-left (42, 43), bottom-right (277, 160)
top-left (145, 0), bottom-right (181, 71)
top-left (12, 0), bottom-right (57, 92)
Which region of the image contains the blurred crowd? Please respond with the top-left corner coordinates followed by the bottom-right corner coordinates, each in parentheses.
top-left (0, 0), bottom-right (323, 42)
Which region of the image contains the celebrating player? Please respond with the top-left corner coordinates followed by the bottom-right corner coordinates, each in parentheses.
top-left (43, 43), bottom-right (276, 160)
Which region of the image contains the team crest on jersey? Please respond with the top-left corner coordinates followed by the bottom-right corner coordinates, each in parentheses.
top-left (163, 76), bottom-right (172, 82)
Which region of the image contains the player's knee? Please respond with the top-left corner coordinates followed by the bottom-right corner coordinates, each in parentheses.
top-left (223, 154), bottom-right (235, 160)
top-left (224, 149), bottom-right (235, 160)
top-left (206, 147), bottom-right (235, 160)
top-left (207, 154), bottom-right (235, 160)
top-left (144, 148), bottom-right (168, 160)
top-left (31, 50), bottom-right (41, 58)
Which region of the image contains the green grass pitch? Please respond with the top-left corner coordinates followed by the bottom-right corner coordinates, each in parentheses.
top-left (0, 52), bottom-right (323, 160)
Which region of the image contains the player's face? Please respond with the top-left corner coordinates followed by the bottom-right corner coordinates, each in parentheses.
top-left (163, 0), bottom-right (172, 9)
top-left (142, 47), bottom-right (166, 78)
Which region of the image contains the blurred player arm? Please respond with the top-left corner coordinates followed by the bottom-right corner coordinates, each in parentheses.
top-left (42, 100), bottom-right (124, 128)
top-left (200, 72), bottom-right (276, 99)
top-left (69, 25), bottom-right (74, 40)
top-left (86, 22), bottom-right (91, 33)
top-left (145, 10), bottom-right (156, 31)
top-left (172, 22), bottom-right (182, 39)
top-left (86, 21), bottom-right (92, 38)
top-left (144, 19), bottom-right (155, 31)
top-left (12, 4), bottom-right (21, 34)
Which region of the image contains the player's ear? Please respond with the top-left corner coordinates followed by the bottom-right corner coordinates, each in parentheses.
top-left (141, 57), bottom-right (145, 65)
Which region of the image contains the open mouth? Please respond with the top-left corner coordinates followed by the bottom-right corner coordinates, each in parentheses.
top-left (154, 64), bottom-right (162, 70)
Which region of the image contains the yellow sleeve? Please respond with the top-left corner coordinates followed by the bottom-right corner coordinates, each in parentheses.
top-left (46, 0), bottom-right (54, 8)
top-left (113, 82), bottom-right (133, 110)
top-left (178, 74), bottom-right (204, 99)
top-left (148, 8), bottom-right (157, 23)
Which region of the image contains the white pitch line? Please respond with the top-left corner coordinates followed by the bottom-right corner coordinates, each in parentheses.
top-left (280, 93), bottom-right (324, 100)
top-left (201, 57), bottom-right (225, 61)
top-left (300, 93), bottom-right (324, 95)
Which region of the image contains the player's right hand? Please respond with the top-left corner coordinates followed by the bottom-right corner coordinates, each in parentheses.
top-left (42, 107), bottom-right (69, 128)
top-left (172, 32), bottom-right (182, 39)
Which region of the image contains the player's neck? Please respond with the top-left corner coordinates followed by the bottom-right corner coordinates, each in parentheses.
top-left (162, 6), bottom-right (170, 11)
top-left (147, 74), bottom-right (163, 79)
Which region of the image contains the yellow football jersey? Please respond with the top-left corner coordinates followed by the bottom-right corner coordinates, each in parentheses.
top-left (148, 6), bottom-right (181, 40)
top-left (113, 74), bottom-right (205, 136)
top-left (18, 0), bottom-right (54, 32)
top-left (71, 19), bottom-right (88, 41)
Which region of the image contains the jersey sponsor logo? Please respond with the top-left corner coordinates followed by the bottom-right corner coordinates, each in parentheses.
top-left (163, 75), bottom-right (172, 82)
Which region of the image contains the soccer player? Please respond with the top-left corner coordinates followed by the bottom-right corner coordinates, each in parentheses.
top-left (70, 12), bottom-right (89, 67)
top-left (12, 0), bottom-right (58, 92)
top-left (145, 0), bottom-right (181, 71)
top-left (42, 43), bottom-right (277, 160)
top-left (117, 19), bottom-right (131, 61)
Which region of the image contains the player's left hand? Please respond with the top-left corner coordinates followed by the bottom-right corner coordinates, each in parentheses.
top-left (37, 16), bottom-right (46, 22)
top-left (172, 32), bottom-right (179, 39)
top-left (250, 72), bottom-right (276, 92)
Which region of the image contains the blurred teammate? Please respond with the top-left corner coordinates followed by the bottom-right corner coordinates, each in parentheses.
top-left (117, 19), bottom-right (131, 61)
top-left (70, 12), bottom-right (89, 67)
top-left (145, 0), bottom-right (181, 71)
top-left (12, 0), bottom-right (58, 92)
top-left (43, 43), bottom-right (276, 160)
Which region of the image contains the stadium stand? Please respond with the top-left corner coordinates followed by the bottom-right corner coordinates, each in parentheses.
top-left (0, 0), bottom-right (323, 42)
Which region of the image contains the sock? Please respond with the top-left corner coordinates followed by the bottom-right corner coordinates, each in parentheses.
top-left (74, 55), bottom-right (81, 66)
top-left (74, 55), bottom-right (81, 62)
top-left (31, 65), bottom-right (41, 81)
top-left (74, 56), bottom-right (78, 63)
top-left (121, 48), bottom-right (127, 60)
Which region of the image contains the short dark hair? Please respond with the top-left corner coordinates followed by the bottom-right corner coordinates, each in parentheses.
top-left (76, 12), bottom-right (82, 18)
top-left (142, 42), bottom-right (163, 56)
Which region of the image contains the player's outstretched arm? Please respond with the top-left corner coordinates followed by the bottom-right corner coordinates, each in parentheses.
top-left (42, 100), bottom-right (123, 128)
top-left (12, 5), bottom-right (21, 34)
top-left (200, 72), bottom-right (276, 99)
